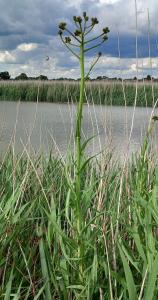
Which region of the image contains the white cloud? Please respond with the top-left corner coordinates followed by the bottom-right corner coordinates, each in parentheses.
top-left (0, 51), bottom-right (16, 63)
top-left (3, 52), bottom-right (158, 79)
top-left (17, 43), bottom-right (38, 52)
top-left (100, 0), bottom-right (120, 4)
top-left (0, 0), bottom-right (158, 78)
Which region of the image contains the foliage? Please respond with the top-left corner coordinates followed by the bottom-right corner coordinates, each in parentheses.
top-left (1, 10), bottom-right (158, 300)
top-left (0, 140), bottom-right (158, 299)
top-left (58, 12), bottom-right (109, 294)
top-left (0, 71), bottom-right (10, 80)
top-left (37, 75), bottom-right (48, 80)
top-left (0, 80), bottom-right (157, 106)
top-left (15, 73), bottom-right (28, 80)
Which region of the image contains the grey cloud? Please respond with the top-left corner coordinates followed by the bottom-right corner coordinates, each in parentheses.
top-left (0, 0), bottom-right (157, 78)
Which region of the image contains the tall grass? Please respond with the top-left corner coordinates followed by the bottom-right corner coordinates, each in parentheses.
top-left (1, 134), bottom-right (158, 299)
top-left (1, 6), bottom-right (158, 299)
top-left (0, 80), bottom-right (158, 106)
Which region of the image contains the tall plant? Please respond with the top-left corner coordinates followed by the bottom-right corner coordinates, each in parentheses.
top-left (58, 12), bottom-right (109, 163)
top-left (58, 12), bottom-right (109, 289)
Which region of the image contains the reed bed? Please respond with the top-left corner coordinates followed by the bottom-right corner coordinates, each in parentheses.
top-left (0, 80), bottom-right (158, 106)
top-left (1, 135), bottom-right (158, 299)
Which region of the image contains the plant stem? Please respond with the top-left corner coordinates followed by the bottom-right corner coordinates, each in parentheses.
top-left (76, 32), bottom-right (85, 282)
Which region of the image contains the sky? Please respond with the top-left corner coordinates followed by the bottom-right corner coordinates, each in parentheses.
top-left (0, 0), bottom-right (158, 79)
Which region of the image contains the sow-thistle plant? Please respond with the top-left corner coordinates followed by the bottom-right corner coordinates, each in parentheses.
top-left (58, 12), bottom-right (109, 286)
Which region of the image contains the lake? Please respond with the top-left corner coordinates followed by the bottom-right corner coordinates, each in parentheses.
top-left (0, 101), bottom-right (157, 159)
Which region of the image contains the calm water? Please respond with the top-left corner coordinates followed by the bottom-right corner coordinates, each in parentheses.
top-left (0, 101), bottom-right (158, 158)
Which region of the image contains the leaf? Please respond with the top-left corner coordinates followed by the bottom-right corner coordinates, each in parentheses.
top-left (33, 284), bottom-right (46, 300)
top-left (67, 285), bottom-right (84, 290)
top-left (4, 268), bottom-right (14, 300)
top-left (80, 155), bottom-right (96, 173)
top-left (132, 225), bottom-right (147, 264)
top-left (118, 244), bottom-right (137, 300)
top-left (81, 135), bottom-right (96, 153)
top-left (144, 253), bottom-right (158, 300)
top-left (39, 233), bottom-right (52, 300)
top-left (65, 189), bottom-right (73, 228)
top-left (91, 246), bottom-right (98, 284)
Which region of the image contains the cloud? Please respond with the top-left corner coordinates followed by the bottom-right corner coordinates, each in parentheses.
top-left (0, 51), bottom-right (16, 63)
top-left (17, 43), bottom-right (38, 52)
top-left (0, 0), bottom-right (157, 78)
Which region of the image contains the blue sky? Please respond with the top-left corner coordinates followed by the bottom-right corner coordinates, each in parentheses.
top-left (0, 0), bottom-right (157, 78)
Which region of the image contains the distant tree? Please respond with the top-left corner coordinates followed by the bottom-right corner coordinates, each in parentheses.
top-left (146, 74), bottom-right (151, 81)
top-left (133, 76), bottom-right (137, 81)
top-left (0, 71), bottom-right (10, 80)
top-left (28, 76), bottom-right (36, 80)
top-left (37, 75), bottom-right (48, 80)
top-left (15, 73), bottom-right (28, 80)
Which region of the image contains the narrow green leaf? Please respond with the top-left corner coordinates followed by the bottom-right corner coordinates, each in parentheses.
top-left (144, 253), bottom-right (158, 300)
top-left (118, 244), bottom-right (137, 300)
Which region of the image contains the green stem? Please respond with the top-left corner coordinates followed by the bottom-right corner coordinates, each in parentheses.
top-left (84, 40), bottom-right (104, 52)
top-left (75, 32), bottom-right (85, 283)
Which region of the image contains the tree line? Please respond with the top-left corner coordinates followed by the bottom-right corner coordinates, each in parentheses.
top-left (0, 71), bottom-right (156, 82)
top-left (0, 71), bottom-right (48, 81)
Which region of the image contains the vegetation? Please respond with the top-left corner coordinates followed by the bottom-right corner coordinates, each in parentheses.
top-left (1, 135), bottom-right (158, 299)
top-left (0, 71), bottom-right (10, 80)
top-left (0, 80), bottom-right (158, 106)
top-left (58, 11), bottom-right (110, 294)
top-left (1, 10), bottom-right (158, 300)
top-left (14, 73), bottom-right (48, 81)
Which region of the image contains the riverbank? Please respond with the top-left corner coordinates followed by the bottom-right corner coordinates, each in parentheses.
top-left (1, 137), bottom-right (158, 298)
top-left (0, 80), bottom-right (158, 106)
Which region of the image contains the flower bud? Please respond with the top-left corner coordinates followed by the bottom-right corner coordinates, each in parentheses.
top-left (76, 16), bottom-right (82, 23)
top-left (74, 29), bottom-right (82, 36)
top-left (83, 12), bottom-right (87, 18)
top-left (103, 35), bottom-right (108, 41)
top-left (152, 116), bottom-right (158, 121)
top-left (58, 22), bottom-right (67, 30)
top-left (91, 17), bottom-right (99, 25)
top-left (65, 37), bottom-right (71, 43)
top-left (98, 52), bottom-right (102, 57)
top-left (103, 27), bottom-right (110, 34)
top-left (58, 30), bottom-right (63, 36)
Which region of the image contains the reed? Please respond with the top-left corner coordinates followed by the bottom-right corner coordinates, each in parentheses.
top-left (0, 80), bottom-right (158, 106)
top-left (0, 135), bottom-right (158, 299)
top-left (1, 9), bottom-right (158, 300)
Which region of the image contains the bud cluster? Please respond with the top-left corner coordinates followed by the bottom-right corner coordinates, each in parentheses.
top-left (83, 12), bottom-right (89, 21)
top-left (73, 16), bottom-right (82, 24)
top-left (103, 35), bottom-right (108, 41)
top-left (91, 17), bottom-right (99, 26)
top-left (103, 27), bottom-right (110, 34)
top-left (102, 27), bottom-right (110, 41)
top-left (74, 29), bottom-right (82, 36)
top-left (65, 37), bottom-right (71, 43)
top-left (58, 12), bottom-right (110, 50)
top-left (58, 22), bottom-right (67, 31)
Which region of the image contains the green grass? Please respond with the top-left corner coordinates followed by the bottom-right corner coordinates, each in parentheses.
top-left (0, 80), bottom-right (158, 106)
top-left (1, 135), bottom-right (158, 299)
